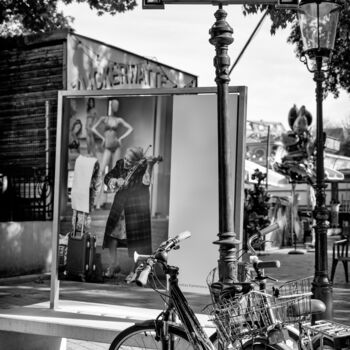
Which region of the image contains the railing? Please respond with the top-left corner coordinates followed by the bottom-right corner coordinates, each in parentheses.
top-left (0, 168), bottom-right (54, 221)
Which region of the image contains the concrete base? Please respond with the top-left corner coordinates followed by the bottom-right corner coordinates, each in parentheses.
top-left (0, 331), bottom-right (66, 350)
top-left (0, 300), bottom-right (213, 350)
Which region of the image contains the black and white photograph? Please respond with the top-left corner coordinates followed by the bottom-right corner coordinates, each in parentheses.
top-left (0, 1), bottom-right (350, 350)
top-left (60, 94), bottom-right (173, 285)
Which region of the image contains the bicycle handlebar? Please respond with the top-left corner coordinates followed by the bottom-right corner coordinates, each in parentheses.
top-left (247, 223), bottom-right (281, 285)
top-left (260, 222), bottom-right (280, 237)
top-left (250, 257), bottom-right (281, 269)
top-left (135, 264), bottom-right (153, 287)
top-left (247, 222), bottom-right (280, 256)
top-left (161, 230), bottom-right (191, 251)
top-left (133, 231), bottom-right (192, 286)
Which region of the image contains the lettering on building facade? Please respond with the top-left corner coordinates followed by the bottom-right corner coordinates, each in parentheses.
top-left (67, 34), bottom-right (196, 90)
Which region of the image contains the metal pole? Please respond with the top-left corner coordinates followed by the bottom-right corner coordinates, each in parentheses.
top-left (266, 124), bottom-right (270, 191)
top-left (209, 5), bottom-right (239, 284)
top-left (45, 101), bottom-right (50, 178)
top-left (312, 55), bottom-right (333, 320)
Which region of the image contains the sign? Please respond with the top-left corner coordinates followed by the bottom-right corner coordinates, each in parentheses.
top-left (142, 0), bottom-right (300, 8)
top-left (143, 0), bottom-right (281, 7)
top-left (325, 136), bottom-right (341, 152)
top-left (67, 33), bottom-right (197, 90)
top-left (143, 0), bottom-right (164, 9)
top-left (276, 0), bottom-right (299, 8)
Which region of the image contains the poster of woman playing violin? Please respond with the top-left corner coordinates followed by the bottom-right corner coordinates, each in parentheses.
top-left (102, 146), bottom-right (162, 281)
top-left (60, 95), bottom-right (169, 284)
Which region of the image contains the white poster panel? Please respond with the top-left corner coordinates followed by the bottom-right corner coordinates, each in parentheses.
top-left (169, 93), bottom-right (239, 294)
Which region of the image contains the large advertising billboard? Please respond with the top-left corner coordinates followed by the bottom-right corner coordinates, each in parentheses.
top-left (51, 87), bottom-right (247, 306)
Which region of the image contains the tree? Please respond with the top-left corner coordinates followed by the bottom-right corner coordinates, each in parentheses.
top-left (0, 0), bottom-right (137, 37)
top-left (244, 169), bottom-right (271, 250)
top-left (242, 2), bottom-right (350, 97)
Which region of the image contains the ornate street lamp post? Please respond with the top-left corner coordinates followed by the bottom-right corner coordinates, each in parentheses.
top-left (209, 5), bottom-right (240, 284)
top-left (298, 0), bottom-right (341, 320)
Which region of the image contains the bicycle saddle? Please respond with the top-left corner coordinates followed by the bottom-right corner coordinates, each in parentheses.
top-left (286, 299), bottom-right (326, 317)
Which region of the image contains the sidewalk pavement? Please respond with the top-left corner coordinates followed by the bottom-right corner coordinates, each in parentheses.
top-left (0, 242), bottom-right (349, 350)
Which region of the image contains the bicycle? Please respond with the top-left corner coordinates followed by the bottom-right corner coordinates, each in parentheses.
top-left (108, 226), bottom-right (350, 350)
top-left (109, 231), bottom-right (218, 350)
top-left (242, 224), bottom-right (350, 350)
top-left (108, 228), bottom-right (302, 350)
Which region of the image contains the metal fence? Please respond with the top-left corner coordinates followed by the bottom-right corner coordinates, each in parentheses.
top-left (0, 168), bottom-right (54, 221)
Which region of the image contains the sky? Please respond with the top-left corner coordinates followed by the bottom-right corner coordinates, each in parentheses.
top-left (58, 1), bottom-right (350, 130)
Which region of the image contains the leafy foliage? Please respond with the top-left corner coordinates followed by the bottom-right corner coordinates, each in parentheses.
top-left (244, 169), bottom-right (271, 249)
top-left (0, 0), bottom-right (137, 37)
top-left (242, 2), bottom-right (350, 97)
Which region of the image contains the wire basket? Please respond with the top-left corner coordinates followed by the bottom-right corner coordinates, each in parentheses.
top-left (208, 290), bottom-right (304, 344)
top-left (206, 268), bottom-right (306, 344)
top-left (273, 276), bottom-right (313, 324)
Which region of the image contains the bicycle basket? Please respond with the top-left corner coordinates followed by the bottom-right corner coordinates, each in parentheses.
top-left (273, 276), bottom-right (313, 323)
top-left (208, 290), bottom-right (293, 343)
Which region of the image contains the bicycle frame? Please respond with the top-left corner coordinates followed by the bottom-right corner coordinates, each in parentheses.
top-left (158, 264), bottom-right (216, 350)
top-left (128, 229), bottom-right (350, 350)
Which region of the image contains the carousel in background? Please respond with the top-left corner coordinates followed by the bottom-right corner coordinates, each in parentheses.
top-left (245, 105), bottom-right (347, 250)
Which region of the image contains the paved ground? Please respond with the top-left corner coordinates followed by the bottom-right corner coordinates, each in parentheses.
top-left (0, 239), bottom-right (349, 349)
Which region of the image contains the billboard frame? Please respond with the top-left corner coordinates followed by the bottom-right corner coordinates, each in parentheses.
top-left (50, 86), bottom-right (247, 308)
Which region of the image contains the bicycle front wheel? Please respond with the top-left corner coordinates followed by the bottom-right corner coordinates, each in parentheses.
top-left (242, 338), bottom-right (294, 350)
top-left (109, 320), bottom-right (195, 350)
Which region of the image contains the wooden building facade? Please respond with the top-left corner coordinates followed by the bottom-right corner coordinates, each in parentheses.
top-left (0, 29), bottom-right (197, 277)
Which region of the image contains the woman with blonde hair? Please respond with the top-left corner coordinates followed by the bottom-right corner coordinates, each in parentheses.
top-left (102, 146), bottom-right (158, 279)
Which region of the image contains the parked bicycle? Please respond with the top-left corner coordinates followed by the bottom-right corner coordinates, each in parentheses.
top-left (108, 227), bottom-right (293, 350)
top-left (108, 226), bottom-right (350, 350)
top-left (207, 223), bottom-right (310, 350)
top-left (109, 230), bottom-right (218, 350)
top-left (239, 224), bottom-right (350, 350)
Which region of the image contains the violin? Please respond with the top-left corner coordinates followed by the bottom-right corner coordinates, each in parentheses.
top-left (117, 155), bottom-right (163, 192)
top-left (143, 155), bottom-right (163, 165)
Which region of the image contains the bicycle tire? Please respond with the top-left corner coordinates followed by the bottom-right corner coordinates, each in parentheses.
top-left (109, 320), bottom-right (196, 350)
top-left (313, 336), bottom-right (335, 350)
top-left (209, 333), bottom-right (294, 350)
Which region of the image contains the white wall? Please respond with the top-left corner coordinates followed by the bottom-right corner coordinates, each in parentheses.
top-left (0, 222), bottom-right (52, 276)
top-left (168, 93), bottom-right (241, 294)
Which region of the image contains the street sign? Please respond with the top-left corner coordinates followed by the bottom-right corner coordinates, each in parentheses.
top-left (276, 0), bottom-right (299, 8)
top-left (142, 0), bottom-right (284, 8)
top-left (143, 0), bottom-right (164, 9)
top-left (325, 136), bottom-right (341, 152)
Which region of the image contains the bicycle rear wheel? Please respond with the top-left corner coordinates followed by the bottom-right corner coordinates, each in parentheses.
top-left (209, 333), bottom-right (293, 350)
top-left (242, 338), bottom-right (294, 350)
top-left (313, 336), bottom-right (335, 350)
top-left (109, 320), bottom-right (195, 350)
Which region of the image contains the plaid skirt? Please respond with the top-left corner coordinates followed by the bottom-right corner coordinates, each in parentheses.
top-left (103, 184), bottom-right (152, 257)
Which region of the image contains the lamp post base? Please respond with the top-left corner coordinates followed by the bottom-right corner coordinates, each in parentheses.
top-left (312, 275), bottom-right (333, 321)
top-left (288, 249), bottom-right (305, 255)
top-left (288, 232), bottom-right (305, 254)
